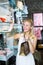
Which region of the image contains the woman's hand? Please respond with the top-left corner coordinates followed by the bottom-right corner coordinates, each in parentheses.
top-left (24, 32), bottom-right (30, 41)
top-left (28, 35), bottom-right (37, 54)
top-left (24, 32), bottom-right (37, 54)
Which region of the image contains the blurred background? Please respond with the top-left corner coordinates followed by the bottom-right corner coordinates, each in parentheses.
top-left (0, 0), bottom-right (43, 65)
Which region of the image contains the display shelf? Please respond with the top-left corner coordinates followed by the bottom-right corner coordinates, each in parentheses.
top-left (13, 45), bottom-right (18, 56)
top-left (13, 45), bottom-right (18, 49)
top-left (0, 50), bottom-right (14, 61)
top-left (0, 21), bottom-right (22, 56)
top-left (0, 22), bottom-right (11, 33)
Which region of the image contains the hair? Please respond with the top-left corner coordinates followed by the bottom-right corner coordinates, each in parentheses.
top-left (23, 17), bottom-right (33, 26)
top-left (19, 41), bottom-right (30, 56)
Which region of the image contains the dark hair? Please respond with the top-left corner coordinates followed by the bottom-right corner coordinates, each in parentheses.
top-left (19, 41), bottom-right (30, 56)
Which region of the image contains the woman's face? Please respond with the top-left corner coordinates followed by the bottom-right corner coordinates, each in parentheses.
top-left (23, 21), bottom-right (31, 32)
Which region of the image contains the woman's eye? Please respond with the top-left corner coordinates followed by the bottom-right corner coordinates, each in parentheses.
top-left (26, 24), bottom-right (29, 26)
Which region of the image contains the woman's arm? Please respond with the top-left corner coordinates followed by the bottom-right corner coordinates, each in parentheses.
top-left (28, 35), bottom-right (37, 54)
top-left (14, 33), bottom-right (23, 39)
top-left (14, 33), bottom-right (21, 39)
